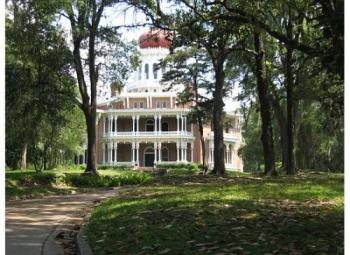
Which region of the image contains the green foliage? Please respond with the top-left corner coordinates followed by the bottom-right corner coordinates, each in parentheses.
top-left (98, 164), bottom-right (133, 171)
top-left (7, 169), bottom-right (152, 197)
top-left (65, 173), bottom-right (151, 187)
top-left (155, 163), bottom-right (200, 171)
top-left (5, 0), bottom-right (82, 170)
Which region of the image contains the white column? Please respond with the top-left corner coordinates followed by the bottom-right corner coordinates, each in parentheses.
top-left (154, 142), bottom-right (158, 164)
top-left (136, 115), bottom-right (140, 135)
top-left (184, 142), bottom-right (187, 162)
top-left (109, 116), bottom-right (112, 135)
top-left (109, 143), bottom-right (113, 164)
top-left (136, 142), bottom-right (140, 166)
top-left (184, 116), bottom-right (187, 133)
top-left (170, 96), bottom-right (173, 108)
top-left (126, 97), bottom-right (129, 108)
top-left (176, 115), bottom-right (180, 135)
top-left (191, 142), bottom-right (194, 163)
top-left (150, 96), bottom-right (153, 108)
top-left (132, 116), bottom-right (135, 134)
top-left (158, 142), bottom-right (162, 163)
top-left (154, 115), bottom-right (158, 135)
top-left (132, 142), bottom-right (135, 164)
top-left (159, 115), bottom-right (162, 135)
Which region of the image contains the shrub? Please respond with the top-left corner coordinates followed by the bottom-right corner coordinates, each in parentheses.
top-left (18, 171), bottom-right (151, 188)
top-left (98, 164), bottom-right (133, 171)
top-left (65, 172), bottom-right (151, 187)
top-left (155, 163), bottom-right (200, 171)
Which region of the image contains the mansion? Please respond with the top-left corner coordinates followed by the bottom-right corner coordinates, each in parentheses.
top-left (86, 30), bottom-right (244, 171)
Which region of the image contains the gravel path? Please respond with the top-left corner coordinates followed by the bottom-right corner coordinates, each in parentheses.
top-left (6, 189), bottom-right (118, 255)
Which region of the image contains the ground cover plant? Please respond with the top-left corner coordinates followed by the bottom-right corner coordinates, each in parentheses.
top-left (6, 167), bottom-right (152, 199)
top-left (87, 172), bottom-right (344, 255)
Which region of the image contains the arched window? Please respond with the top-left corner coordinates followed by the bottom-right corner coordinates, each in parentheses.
top-left (161, 147), bottom-right (169, 161)
top-left (145, 119), bottom-right (154, 132)
top-left (145, 64), bottom-right (149, 79)
top-left (153, 63), bottom-right (158, 79)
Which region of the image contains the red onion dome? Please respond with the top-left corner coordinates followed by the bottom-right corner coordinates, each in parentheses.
top-left (138, 29), bottom-right (172, 49)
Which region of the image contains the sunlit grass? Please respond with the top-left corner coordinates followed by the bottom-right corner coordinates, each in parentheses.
top-left (87, 172), bottom-right (344, 255)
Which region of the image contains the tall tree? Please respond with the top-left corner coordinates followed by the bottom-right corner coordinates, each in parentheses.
top-left (61, 0), bottom-right (137, 175)
top-left (253, 2), bottom-right (276, 175)
top-left (6, 0), bottom-right (76, 170)
top-left (160, 47), bottom-right (213, 172)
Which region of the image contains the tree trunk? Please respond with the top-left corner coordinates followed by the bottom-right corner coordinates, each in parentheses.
top-left (43, 144), bottom-right (48, 170)
top-left (285, 17), bottom-right (296, 175)
top-left (270, 90), bottom-right (287, 170)
top-left (85, 111), bottom-right (99, 175)
top-left (193, 71), bottom-right (207, 173)
top-left (212, 58), bottom-right (226, 175)
top-left (198, 119), bottom-right (207, 172)
top-left (254, 22), bottom-right (276, 176)
top-left (285, 46), bottom-right (295, 175)
top-left (20, 143), bottom-right (27, 170)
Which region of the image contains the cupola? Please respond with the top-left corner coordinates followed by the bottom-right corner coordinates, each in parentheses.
top-left (138, 29), bottom-right (172, 49)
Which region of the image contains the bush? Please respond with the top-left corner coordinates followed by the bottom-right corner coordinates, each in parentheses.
top-left (98, 164), bottom-right (133, 171)
top-left (65, 173), bottom-right (151, 187)
top-left (19, 172), bottom-right (66, 186)
top-left (18, 171), bottom-right (151, 188)
top-left (155, 163), bottom-right (200, 171)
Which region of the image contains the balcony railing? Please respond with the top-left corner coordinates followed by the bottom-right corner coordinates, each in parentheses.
top-left (103, 131), bottom-right (193, 138)
top-left (209, 131), bottom-right (239, 141)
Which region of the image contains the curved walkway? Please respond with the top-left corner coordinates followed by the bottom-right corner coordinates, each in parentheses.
top-left (6, 189), bottom-right (119, 255)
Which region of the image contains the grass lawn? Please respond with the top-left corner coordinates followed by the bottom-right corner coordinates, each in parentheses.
top-left (6, 168), bottom-right (150, 200)
top-left (87, 172), bottom-right (344, 255)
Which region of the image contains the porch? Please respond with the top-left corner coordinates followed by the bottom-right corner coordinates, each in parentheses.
top-left (102, 140), bottom-right (194, 168)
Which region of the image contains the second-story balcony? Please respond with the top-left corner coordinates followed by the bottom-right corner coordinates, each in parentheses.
top-left (101, 113), bottom-right (195, 140)
top-left (103, 130), bottom-right (194, 139)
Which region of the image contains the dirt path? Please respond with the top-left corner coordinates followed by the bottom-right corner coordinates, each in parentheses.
top-left (6, 189), bottom-right (119, 255)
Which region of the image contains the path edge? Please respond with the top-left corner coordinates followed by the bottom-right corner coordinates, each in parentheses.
top-left (76, 214), bottom-right (94, 255)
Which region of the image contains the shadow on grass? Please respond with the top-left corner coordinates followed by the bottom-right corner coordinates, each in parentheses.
top-left (87, 175), bottom-right (344, 255)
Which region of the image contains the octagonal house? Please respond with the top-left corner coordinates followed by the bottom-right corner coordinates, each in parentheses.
top-left (92, 29), bottom-right (244, 171)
